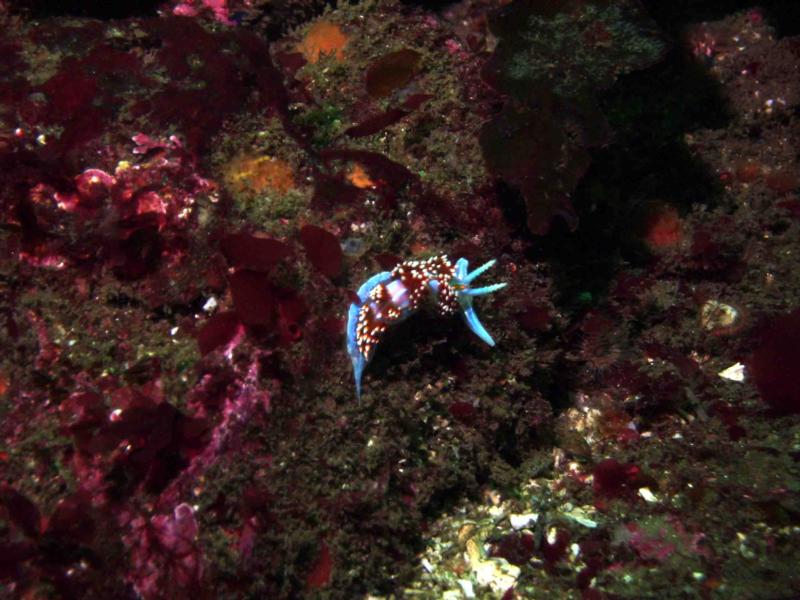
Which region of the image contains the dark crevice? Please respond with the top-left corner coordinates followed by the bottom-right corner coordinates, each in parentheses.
top-left (13, 0), bottom-right (163, 19)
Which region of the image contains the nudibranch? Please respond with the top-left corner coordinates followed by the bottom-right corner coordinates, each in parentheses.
top-left (346, 255), bottom-right (507, 399)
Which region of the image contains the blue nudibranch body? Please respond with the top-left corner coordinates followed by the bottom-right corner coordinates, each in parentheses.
top-left (346, 255), bottom-right (507, 399)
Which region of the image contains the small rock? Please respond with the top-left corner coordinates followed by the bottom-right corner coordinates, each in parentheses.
top-left (509, 513), bottom-right (539, 530)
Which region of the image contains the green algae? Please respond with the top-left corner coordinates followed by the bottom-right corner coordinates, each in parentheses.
top-left (14, 279), bottom-right (200, 410)
top-left (0, 419), bottom-right (75, 515)
top-left (292, 103), bottom-right (345, 149)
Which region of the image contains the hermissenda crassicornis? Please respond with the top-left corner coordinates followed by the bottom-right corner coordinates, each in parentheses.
top-left (346, 255), bottom-right (507, 400)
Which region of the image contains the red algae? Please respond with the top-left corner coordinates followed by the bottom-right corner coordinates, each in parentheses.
top-left (310, 173), bottom-right (361, 211)
top-left (479, 99), bottom-right (584, 235)
top-left (299, 224), bottom-right (343, 279)
top-left (39, 69), bottom-right (100, 123)
top-left (126, 503), bottom-right (204, 597)
top-left (749, 309), bottom-right (800, 414)
top-left (734, 160), bottom-right (762, 183)
top-left (709, 401), bottom-right (747, 440)
top-left (491, 531), bottom-right (535, 565)
top-left (220, 232), bottom-right (291, 272)
top-left (61, 390), bottom-right (114, 455)
top-left (644, 205), bottom-right (683, 249)
top-left (365, 49), bottom-right (422, 98)
top-left (592, 459), bottom-right (642, 501)
top-left (276, 291), bottom-right (308, 345)
top-left (345, 93), bottom-right (432, 138)
top-left (516, 304), bottom-right (551, 333)
top-left (169, 0), bottom-right (239, 25)
top-left (45, 491), bottom-right (95, 544)
top-left (540, 529), bottom-right (571, 567)
top-left (448, 401), bottom-right (477, 423)
top-left (306, 540), bottom-right (333, 589)
top-left (0, 486), bottom-right (41, 539)
top-left (346, 107), bottom-right (413, 138)
top-left (229, 270), bottom-right (276, 327)
top-left (197, 311), bottom-right (242, 355)
top-left (764, 168), bottom-right (799, 195)
top-left (619, 517), bottom-right (707, 563)
top-left (373, 252), bottom-right (402, 270)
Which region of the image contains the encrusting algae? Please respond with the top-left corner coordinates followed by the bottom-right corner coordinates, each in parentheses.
top-left (222, 153), bottom-right (296, 196)
top-left (346, 163), bottom-right (374, 189)
top-left (297, 21), bottom-right (348, 64)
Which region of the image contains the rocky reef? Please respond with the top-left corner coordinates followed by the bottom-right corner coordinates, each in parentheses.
top-left (1, 0), bottom-right (799, 598)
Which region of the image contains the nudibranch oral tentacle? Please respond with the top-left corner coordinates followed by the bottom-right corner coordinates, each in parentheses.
top-left (346, 255), bottom-right (507, 400)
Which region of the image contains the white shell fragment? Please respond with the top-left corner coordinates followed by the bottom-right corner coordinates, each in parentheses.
top-left (718, 362), bottom-right (746, 382)
top-left (638, 487), bottom-right (658, 503)
top-left (202, 296), bottom-right (218, 312)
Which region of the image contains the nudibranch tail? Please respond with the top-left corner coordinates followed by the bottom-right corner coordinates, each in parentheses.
top-left (346, 255), bottom-right (506, 400)
top-left (346, 270), bottom-right (392, 401)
